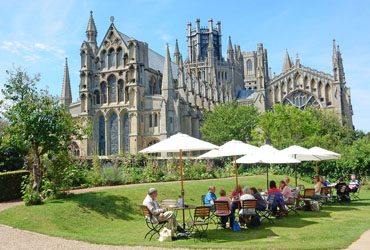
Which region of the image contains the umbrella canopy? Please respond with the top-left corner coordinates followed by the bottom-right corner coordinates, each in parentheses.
top-left (281, 145), bottom-right (322, 161)
top-left (197, 140), bottom-right (259, 186)
top-left (197, 140), bottom-right (259, 159)
top-left (308, 146), bottom-right (341, 160)
top-left (139, 133), bottom-right (218, 229)
top-left (236, 145), bottom-right (300, 190)
top-left (139, 133), bottom-right (218, 153)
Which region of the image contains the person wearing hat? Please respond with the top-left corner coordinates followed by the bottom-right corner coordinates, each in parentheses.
top-left (142, 188), bottom-right (185, 237)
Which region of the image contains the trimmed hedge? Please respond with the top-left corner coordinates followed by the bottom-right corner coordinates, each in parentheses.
top-left (0, 170), bottom-right (29, 202)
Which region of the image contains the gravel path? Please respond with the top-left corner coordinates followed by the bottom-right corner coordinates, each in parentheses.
top-left (0, 179), bottom-right (368, 250)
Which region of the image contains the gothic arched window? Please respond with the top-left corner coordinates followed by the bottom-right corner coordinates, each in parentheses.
top-left (325, 84), bottom-right (332, 105)
top-left (101, 50), bottom-right (107, 68)
top-left (108, 48), bottom-right (115, 68)
top-left (247, 59), bottom-right (252, 75)
top-left (108, 75), bottom-right (116, 102)
top-left (118, 80), bottom-right (124, 102)
top-left (283, 90), bottom-right (319, 110)
top-left (94, 90), bottom-right (100, 105)
top-left (117, 48), bottom-right (123, 66)
top-left (101, 82), bottom-right (107, 104)
top-left (123, 113), bottom-right (130, 153)
top-left (98, 115), bottom-right (105, 155)
top-left (109, 112), bottom-right (118, 155)
top-left (123, 53), bottom-right (128, 66)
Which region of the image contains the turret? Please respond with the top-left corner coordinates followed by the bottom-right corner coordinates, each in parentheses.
top-left (174, 39), bottom-right (180, 65)
top-left (227, 36), bottom-right (234, 64)
top-left (207, 19), bottom-right (214, 64)
top-left (282, 49), bottom-right (293, 73)
top-left (162, 43), bottom-right (174, 100)
top-left (61, 57), bottom-right (72, 107)
top-left (86, 11), bottom-right (97, 51)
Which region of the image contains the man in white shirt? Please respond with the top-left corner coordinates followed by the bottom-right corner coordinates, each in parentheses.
top-left (142, 188), bottom-right (184, 237)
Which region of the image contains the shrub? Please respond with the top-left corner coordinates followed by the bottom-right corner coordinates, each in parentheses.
top-left (0, 170), bottom-right (29, 201)
top-left (101, 166), bottom-right (126, 185)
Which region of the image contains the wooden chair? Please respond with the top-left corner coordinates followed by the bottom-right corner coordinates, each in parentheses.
top-left (161, 199), bottom-right (177, 207)
top-left (201, 195), bottom-right (217, 224)
top-left (214, 200), bottom-right (232, 229)
top-left (320, 187), bottom-right (334, 203)
top-left (186, 206), bottom-right (211, 240)
top-left (239, 199), bottom-right (257, 227)
top-left (259, 194), bottom-right (276, 224)
top-left (140, 205), bottom-right (167, 241)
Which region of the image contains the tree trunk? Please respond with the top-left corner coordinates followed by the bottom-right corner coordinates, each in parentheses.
top-left (32, 144), bottom-right (41, 192)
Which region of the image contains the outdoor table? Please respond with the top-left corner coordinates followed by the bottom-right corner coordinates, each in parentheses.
top-left (164, 205), bottom-right (196, 229)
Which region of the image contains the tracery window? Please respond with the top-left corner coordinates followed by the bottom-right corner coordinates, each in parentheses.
top-left (247, 60), bottom-right (252, 75)
top-left (283, 90), bottom-right (319, 110)
top-left (108, 75), bottom-right (116, 102)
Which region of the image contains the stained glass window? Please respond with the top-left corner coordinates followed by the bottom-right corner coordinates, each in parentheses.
top-left (109, 113), bottom-right (118, 155)
top-left (283, 90), bottom-right (319, 110)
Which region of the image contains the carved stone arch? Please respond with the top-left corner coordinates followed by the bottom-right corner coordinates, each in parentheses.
top-left (325, 83), bottom-right (332, 105)
top-left (100, 81), bottom-right (107, 104)
top-left (282, 89), bottom-right (321, 110)
top-left (304, 75), bottom-right (309, 90)
top-left (117, 47), bottom-right (123, 66)
top-left (287, 77), bottom-right (293, 92)
top-left (281, 80), bottom-right (287, 96)
top-left (311, 78), bottom-right (317, 92)
top-left (318, 80), bottom-right (324, 101)
top-left (274, 84), bottom-right (280, 103)
top-left (80, 94), bottom-right (87, 112)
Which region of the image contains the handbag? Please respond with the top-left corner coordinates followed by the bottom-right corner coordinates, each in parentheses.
top-left (158, 227), bottom-right (172, 242)
top-left (311, 201), bottom-right (320, 212)
top-left (233, 221), bottom-right (241, 231)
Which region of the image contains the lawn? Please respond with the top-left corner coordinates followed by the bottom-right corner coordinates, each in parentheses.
top-left (0, 175), bottom-right (369, 250)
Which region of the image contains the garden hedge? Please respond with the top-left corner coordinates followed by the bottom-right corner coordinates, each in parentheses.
top-left (0, 170), bottom-right (29, 202)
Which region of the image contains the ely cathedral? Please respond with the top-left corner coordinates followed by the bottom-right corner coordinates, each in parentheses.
top-left (61, 12), bottom-right (353, 156)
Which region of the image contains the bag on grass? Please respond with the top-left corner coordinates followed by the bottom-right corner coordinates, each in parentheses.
top-left (233, 221), bottom-right (241, 231)
top-left (311, 201), bottom-right (320, 212)
top-left (158, 227), bottom-right (172, 242)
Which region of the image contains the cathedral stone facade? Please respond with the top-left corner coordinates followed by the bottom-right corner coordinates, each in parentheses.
top-left (61, 12), bottom-right (353, 156)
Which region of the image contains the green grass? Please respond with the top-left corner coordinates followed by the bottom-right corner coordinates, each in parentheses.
top-left (0, 175), bottom-right (369, 249)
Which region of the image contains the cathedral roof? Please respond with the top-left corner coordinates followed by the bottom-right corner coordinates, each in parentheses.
top-left (118, 31), bottom-right (178, 79)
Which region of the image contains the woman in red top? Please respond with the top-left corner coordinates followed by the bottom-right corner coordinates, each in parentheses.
top-left (230, 184), bottom-right (243, 215)
top-left (267, 180), bottom-right (281, 194)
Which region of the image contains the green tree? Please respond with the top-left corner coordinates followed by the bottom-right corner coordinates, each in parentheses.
top-left (1, 68), bottom-right (90, 193)
top-left (200, 101), bottom-right (260, 145)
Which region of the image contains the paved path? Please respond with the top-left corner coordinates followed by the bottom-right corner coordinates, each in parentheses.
top-left (0, 179), bottom-right (369, 250)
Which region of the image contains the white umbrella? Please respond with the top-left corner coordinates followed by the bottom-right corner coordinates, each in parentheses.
top-left (139, 133), bottom-right (218, 228)
top-left (197, 140), bottom-right (259, 185)
top-left (236, 145), bottom-right (301, 190)
top-left (281, 145), bottom-right (322, 187)
top-left (308, 146), bottom-right (341, 175)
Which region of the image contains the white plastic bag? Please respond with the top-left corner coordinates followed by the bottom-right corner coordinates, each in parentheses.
top-left (158, 227), bottom-right (172, 242)
top-left (311, 201), bottom-right (320, 212)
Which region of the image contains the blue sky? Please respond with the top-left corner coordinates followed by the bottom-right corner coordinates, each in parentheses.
top-left (0, 0), bottom-right (369, 131)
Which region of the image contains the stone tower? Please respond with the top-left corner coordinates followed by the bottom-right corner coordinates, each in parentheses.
top-left (61, 57), bottom-right (72, 107)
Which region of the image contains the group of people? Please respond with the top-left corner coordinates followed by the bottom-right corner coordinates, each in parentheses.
top-left (142, 174), bottom-right (360, 239)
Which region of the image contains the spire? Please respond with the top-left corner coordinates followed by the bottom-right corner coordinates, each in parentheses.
top-left (162, 43), bottom-right (174, 92)
top-left (296, 53), bottom-right (300, 67)
top-left (227, 36), bottom-right (233, 51)
top-left (61, 57), bottom-right (72, 107)
top-left (174, 39), bottom-right (180, 65)
top-left (332, 39), bottom-right (337, 64)
top-left (282, 49), bottom-right (293, 73)
top-left (86, 11), bottom-right (97, 44)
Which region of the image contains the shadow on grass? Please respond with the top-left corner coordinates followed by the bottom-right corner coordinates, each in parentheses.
top-left (205, 228), bottom-right (279, 242)
top-left (67, 192), bottom-right (140, 220)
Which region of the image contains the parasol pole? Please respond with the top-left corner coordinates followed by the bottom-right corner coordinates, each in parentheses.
top-left (234, 155), bottom-right (238, 186)
top-left (180, 149), bottom-right (185, 229)
top-left (315, 161), bottom-right (318, 176)
top-left (266, 164), bottom-right (269, 191)
top-left (295, 164), bottom-right (298, 187)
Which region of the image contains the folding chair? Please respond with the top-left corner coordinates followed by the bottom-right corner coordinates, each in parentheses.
top-left (350, 185), bottom-right (361, 201)
top-left (336, 184), bottom-right (350, 202)
top-left (201, 195), bottom-right (217, 224)
top-left (239, 199), bottom-right (257, 227)
top-left (186, 206), bottom-right (211, 240)
top-left (258, 194), bottom-right (276, 224)
top-left (285, 191), bottom-right (299, 215)
top-left (320, 187), bottom-right (334, 204)
top-left (214, 200), bottom-right (233, 229)
top-left (141, 205), bottom-right (167, 241)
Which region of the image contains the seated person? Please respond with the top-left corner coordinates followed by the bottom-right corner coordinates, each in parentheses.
top-left (335, 177), bottom-right (350, 201)
top-left (284, 177), bottom-right (292, 190)
top-left (279, 180), bottom-right (294, 204)
top-left (239, 186), bottom-right (256, 225)
top-left (267, 180), bottom-right (281, 195)
top-left (322, 176), bottom-right (331, 187)
top-left (142, 188), bottom-right (185, 238)
top-left (304, 176), bottom-right (322, 200)
top-left (230, 184), bottom-right (243, 215)
top-left (204, 185), bottom-right (217, 210)
top-left (251, 187), bottom-right (266, 211)
top-left (349, 174), bottom-right (360, 192)
top-left (216, 189), bottom-right (234, 230)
